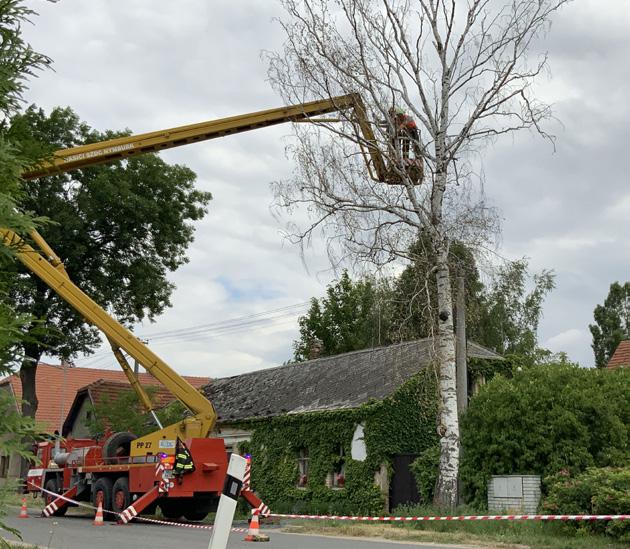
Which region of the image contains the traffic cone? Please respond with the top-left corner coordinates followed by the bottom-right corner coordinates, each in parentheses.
top-left (244, 511), bottom-right (269, 542)
top-left (93, 501), bottom-right (104, 526)
top-left (18, 497), bottom-right (28, 519)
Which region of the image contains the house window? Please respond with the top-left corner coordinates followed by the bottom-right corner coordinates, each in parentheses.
top-left (0, 455), bottom-right (8, 478)
top-left (327, 445), bottom-right (346, 488)
top-left (297, 448), bottom-right (309, 487)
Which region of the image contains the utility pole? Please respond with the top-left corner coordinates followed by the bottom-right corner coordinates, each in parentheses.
top-left (134, 338), bottom-right (148, 374)
top-left (455, 275), bottom-right (468, 505)
top-left (455, 275), bottom-right (468, 416)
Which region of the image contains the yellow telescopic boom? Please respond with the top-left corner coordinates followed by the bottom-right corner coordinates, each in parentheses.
top-left (10, 93), bottom-right (415, 441)
top-left (23, 94), bottom-right (390, 183)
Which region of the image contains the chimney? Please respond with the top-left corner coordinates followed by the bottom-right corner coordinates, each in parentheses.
top-left (308, 338), bottom-right (324, 360)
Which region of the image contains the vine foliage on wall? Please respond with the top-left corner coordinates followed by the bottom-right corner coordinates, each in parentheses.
top-left (237, 365), bottom-right (439, 514)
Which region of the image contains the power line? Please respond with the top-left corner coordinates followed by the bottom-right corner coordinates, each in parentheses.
top-left (143, 302), bottom-right (308, 341)
top-left (75, 301), bottom-right (308, 365)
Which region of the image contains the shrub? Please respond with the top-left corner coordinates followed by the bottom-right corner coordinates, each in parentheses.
top-left (460, 364), bottom-right (629, 507)
top-left (542, 467), bottom-right (630, 541)
top-left (410, 445), bottom-right (439, 504)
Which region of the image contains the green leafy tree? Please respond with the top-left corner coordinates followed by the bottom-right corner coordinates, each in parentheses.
top-left (294, 271), bottom-right (391, 361)
top-left (4, 106), bottom-right (212, 422)
top-left (460, 363), bottom-right (630, 507)
top-left (589, 282), bottom-right (630, 368)
top-left (390, 238), bottom-right (485, 343)
top-left (293, 240), bottom-right (485, 361)
top-left (476, 259), bottom-right (555, 360)
top-left (85, 387), bottom-right (186, 438)
top-left (0, 0), bottom-right (50, 542)
top-left (0, 391), bottom-right (39, 542)
top-left (294, 253), bottom-right (555, 364)
top-left (86, 387), bottom-right (159, 438)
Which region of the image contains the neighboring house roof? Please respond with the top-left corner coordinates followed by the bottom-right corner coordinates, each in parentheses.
top-left (607, 340), bottom-right (630, 369)
top-left (0, 363), bottom-right (209, 433)
top-left (204, 339), bottom-right (501, 423)
top-left (62, 378), bottom-right (202, 436)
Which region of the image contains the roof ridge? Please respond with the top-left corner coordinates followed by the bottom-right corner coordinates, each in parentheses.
top-left (213, 338), bottom-right (434, 382)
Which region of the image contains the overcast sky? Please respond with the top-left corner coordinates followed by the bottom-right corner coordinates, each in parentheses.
top-left (21, 0), bottom-right (629, 376)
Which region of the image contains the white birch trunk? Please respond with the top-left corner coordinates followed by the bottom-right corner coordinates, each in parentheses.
top-left (433, 245), bottom-right (459, 507)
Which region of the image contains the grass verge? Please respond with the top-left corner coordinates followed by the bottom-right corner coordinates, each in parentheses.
top-left (1, 542), bottom-right (39, 549)
top-left (280, 517), bottom-right (628, 548)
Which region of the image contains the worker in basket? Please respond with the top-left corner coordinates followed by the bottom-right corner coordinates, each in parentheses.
top-left (389, 106), bottom-right (420, 161)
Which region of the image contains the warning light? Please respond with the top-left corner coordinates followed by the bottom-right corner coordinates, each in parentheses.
top-left (244, 453), bottom-right (252, 460)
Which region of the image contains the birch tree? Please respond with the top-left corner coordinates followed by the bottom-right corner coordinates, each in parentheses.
top-left (269, 0), bottom-right (569, 506)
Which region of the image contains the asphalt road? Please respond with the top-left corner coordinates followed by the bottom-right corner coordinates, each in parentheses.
top-left (3, 511), bottom-right (477, 549)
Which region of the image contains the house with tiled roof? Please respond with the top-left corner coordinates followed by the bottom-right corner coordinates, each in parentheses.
top-left (0, 363), bottom-right (208, 483)
top-left (607, 340), bottom-right (630, 369)
top-left (62, 379), bottom-right (204, 438)
top-left (206, 339), bottom-right (499, 425)
top-left (203, 338), bottom-right (501, 512)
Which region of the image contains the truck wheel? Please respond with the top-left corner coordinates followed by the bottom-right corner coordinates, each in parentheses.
top-left (111, 477), bottom-right (130, 516)
top-left (159, 501), bottom-right (183, 520)
top-left (92, 477), bottom-right (113, 518)
top-left (183, 509), bottom-right (208, 522)
top-left (44, 478), bottom-right (68, 517)
top-left (103, 432), bottom-right (137, 463)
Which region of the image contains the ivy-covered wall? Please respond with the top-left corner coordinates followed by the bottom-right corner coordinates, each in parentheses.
top-left (234, 365), bottom-right (439, 514)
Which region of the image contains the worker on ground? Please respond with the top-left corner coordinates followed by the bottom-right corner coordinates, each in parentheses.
top-left (173, 438), bottom-right (195, 481)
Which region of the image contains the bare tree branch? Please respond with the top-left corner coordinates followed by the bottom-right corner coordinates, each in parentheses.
top-left (268, 0), bottom-right (570, 507)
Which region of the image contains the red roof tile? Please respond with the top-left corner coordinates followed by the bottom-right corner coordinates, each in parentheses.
top-left (0, 363), bottom-right (210, 433)
top-left (607, 340), bottom-right (630, 369)
top-left (81, 379), bottom-right (182, 409)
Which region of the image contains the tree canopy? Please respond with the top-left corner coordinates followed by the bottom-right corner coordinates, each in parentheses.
top-left (476, 260), bottom-right (555, 361)
top-left (589, 282), bottom-right (630, 368)
top-left (0, 0), bottom-right (50, 539)
top-left (85, 387), bottom-right (186, 438)
top-left (294, 271), bottom-right (390, 361)
top-left (293, 251), bottom-right (556, 364)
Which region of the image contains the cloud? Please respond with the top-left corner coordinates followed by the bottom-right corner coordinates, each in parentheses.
top-left (544, 328), bottom-right (590, 366)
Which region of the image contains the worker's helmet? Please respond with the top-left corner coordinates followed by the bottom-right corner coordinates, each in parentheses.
top-left (394, 106), bottom-right (406, 116)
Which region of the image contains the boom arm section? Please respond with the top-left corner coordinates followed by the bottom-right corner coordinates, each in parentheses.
top-left (23, 93), bottom-right (389, 182)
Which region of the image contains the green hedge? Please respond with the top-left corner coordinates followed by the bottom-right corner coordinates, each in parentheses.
top-left (460, 364), bottom-right (630, 508)
top-left (236, 366), bottom-right (439, 514)
top-left (542, 467), bottom-right (630, 541)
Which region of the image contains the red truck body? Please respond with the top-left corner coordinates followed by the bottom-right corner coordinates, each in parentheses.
top-left (26, 436), bottom-right (238, 521)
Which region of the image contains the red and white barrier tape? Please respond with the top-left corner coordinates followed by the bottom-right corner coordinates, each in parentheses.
top-left (124, 513), bottom-right (247, 532)
top-left (32, 481), bottom-right (629, 528)
top-left (269, 512), bottom-right (630, 522)
top-left (28, 482), bottom-right (249, 532)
